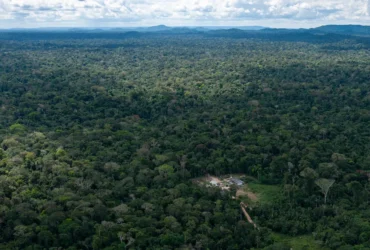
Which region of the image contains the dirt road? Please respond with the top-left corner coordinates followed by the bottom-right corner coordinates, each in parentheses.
top-left (240, 202), bottom-right (257, 229)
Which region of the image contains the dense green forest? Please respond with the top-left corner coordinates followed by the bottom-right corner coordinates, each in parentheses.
top-left (1, 29), bottom-right (370, 249)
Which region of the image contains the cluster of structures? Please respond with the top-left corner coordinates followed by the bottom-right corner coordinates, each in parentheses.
top-left (206, 175), bottom-right (244, 190)
top-left (201, 175), bottom-right (258, 229)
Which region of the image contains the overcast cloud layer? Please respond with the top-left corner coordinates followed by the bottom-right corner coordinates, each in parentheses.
top-left (0, 0), bottom-right (370, 28)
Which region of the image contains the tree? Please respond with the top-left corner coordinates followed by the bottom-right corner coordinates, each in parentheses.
top-left (157, 164), bottom-right (174, 179)
top-left (9, 123), bottom-right (27, 134)
top-left (315, 178), bottom-right (335, 204)
top-left (300, 167), bottom-right (318, 194)
top-left (346, 181), bottom-right (363, 205)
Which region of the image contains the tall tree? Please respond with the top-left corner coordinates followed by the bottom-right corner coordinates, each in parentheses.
top-left (315, 178), bottom-right (335, 204)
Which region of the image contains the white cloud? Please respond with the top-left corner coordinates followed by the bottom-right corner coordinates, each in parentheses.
top-left (0, 0), bottom-right (369, 28)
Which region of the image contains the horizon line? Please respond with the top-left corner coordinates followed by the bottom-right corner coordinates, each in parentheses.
top-left (0, 23), bottom-right (368, 30)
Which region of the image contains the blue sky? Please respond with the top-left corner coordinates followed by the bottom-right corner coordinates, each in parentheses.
top-left (0, 0), bottom-right (369, 28)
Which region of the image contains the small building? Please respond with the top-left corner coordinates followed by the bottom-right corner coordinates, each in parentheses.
top-left (230, 178), bottom-right (244, 186)
top-left (210, 180), bottom-right (219, 186)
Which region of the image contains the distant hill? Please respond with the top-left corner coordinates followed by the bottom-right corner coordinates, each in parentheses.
top-left (1, 25), bottom-right (266, 33)
top-left (3, 25), bottom-right (370, 36)
top-left (143, 25), bottom-right (172, 32)
top-left (111, 25), bottom-right (266, 32)
top-left (196, 26), bottom-right (266, 31)
top-left (2, 24), bottom-right (370, 46)
top-left (311, 25), bottom-right (370, 36)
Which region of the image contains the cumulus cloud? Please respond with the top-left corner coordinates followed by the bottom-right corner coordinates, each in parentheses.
top-left (0, 0), bottom-right (369, 27)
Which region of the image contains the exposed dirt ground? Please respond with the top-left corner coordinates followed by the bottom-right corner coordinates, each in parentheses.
top-left (194, 175), bottom-right (259, 200)
top-left (236, 188), bottom-right (258, 202)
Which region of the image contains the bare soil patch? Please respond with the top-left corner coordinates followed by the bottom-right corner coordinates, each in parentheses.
top-left (236, 187), bottom-right (258, 202)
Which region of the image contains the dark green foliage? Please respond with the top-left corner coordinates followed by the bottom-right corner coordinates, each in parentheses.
top-left (0, 32), bottom-right (370, 249)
